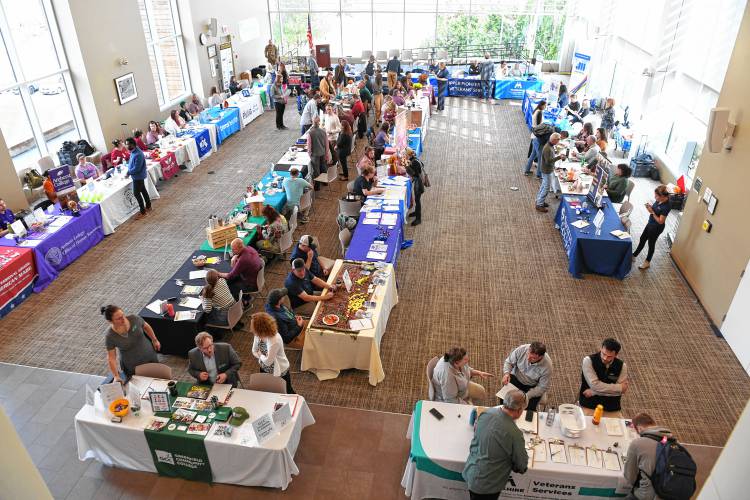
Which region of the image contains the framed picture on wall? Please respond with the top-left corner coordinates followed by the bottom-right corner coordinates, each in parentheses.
top-left (207, 45), bottom-right (217, 58)
top-left (114, 73), bottom-right (137, 105)
top-left (209, 57), bottom-right (217, 77)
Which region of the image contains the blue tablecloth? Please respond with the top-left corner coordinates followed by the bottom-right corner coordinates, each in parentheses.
top-left (408, 129), bottom-right (423, 157)
top-left (345, 212), bottom-right (404, 266)
top-left (494, 77), bottom-right (543, 99)
top-left (0, 204), bottom-right (105, 292)
top-left (256, 170), bottom-right (291, 213)
top-left (199, 107), bottom-right (241, 145)
top-left (522, 89), bottom-right (571, 131)
top-left (176, 127), bottom-right (212, 158)
top-left (554, 195), bottom-right (632, 279)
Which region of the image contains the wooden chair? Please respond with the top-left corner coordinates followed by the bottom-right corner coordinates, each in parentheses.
top-left (135, 363), bottom-right (172, 379)
top-left (426, 356), bottom-right (440, 401)
top-left (247, 373), bottom-right (287, 394)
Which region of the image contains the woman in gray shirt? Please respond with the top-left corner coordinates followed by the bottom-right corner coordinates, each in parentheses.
top-left (102, 305), bottom-right (160, 382)
top-left (431, 347), bottom-right (492, 404)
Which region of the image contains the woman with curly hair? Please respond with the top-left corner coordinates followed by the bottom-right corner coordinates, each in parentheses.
top-left (250, 312), bottom-right (294, 394)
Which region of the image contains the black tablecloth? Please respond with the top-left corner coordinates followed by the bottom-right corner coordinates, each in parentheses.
top-left (139, 251), bottom-right (231, 356)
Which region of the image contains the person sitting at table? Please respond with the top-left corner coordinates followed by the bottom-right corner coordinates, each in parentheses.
top-left (353, 165), bottom-right (385, 203)
top-left (101, 304), bottom-right (160, 384)
top-left (431, 346), bottom-right (492, 405)
top-left (199, 269), bottom-right (238, 329)
top-left (595, 127), bottom-right (608, 152)
top-left (579, 338), bottom-right (629, 415)
top-left (110, 139), bottom-right (130, 167)
top-left (208, 86), bottom-right (223, 107)
top-left (575, 122), bottom-right (594, 151)
top-left (284, 258), bottom-right (337, 314)
top-left (186, 93), bottom-right (205, 115)
top-left (218, 238), bottom-right (264, 302)
top-left (283, 167), bottom-right (312, 223)
top-left (188, 332), bottom-right (242, 387)
top-left (499, 60), bottom-right (509, 77)
top-left (178, 101), bottom-right (193, 123)
top-left (463, 389), bottom-right (528, 500)
top-left (374, 122), bottom-right (390, 162)
top-left (290, 234), bottom-right (334, 280)
top-left (500, 342), bottom-right (552, 412)
top-left (229, 75), bottom-right (241, 95)
top-left (265, 288), bottom-right (305, 349)
top-left (633, 184), bottom-right (672, 270)
top-left (391, 88), bottom-right (405, 107)
top-left (356, 145), bottom-right (376, 177)
top-left (336, 120), bottom-right (353, 180)
top-left (251, 312), bottom-right (295, 394)
top-left (256, 205), bottom-right (288, 256)
top-left (0, 198), bottom-right (14, 237)
top-left (74, 153), bottom-right (99, 185)
top-left (145, 120), bottom-right (164, 145)
top-left (565, 92), bottom-right (583, 124)
top-left (468, 60), bottom-right (481, 75)
top-left (579, 98), bottom-right (592, 121)
top-left (570, 135), bottom-right (600, 165)
top-left (132, 129), bottom-right (149, 151)
top-left (606, 164), bottom-right (632, 203)
top-left (510, 62), bottom-right (523, 77)
top-left (42, 170), bottom-right (57, 203)
top-left (163, 110), bottom-right (184, 135)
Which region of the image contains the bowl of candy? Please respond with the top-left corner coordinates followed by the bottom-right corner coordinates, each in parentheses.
top-left (109, 398), bottom-right (130, 417)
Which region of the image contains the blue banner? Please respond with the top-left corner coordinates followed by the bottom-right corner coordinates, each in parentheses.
top-left (192, 128), bottom-right (211, 158)
top-left (199, 107), bottom-right (241, 145)
top-left (494, 78), bottom-right (543, 100)
top-left (447, 78), bottom-right (484, 97)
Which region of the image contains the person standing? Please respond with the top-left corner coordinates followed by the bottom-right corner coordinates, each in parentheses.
top-left (334, 58), bottom-right (347, 87)
top-left (336, 120), bottom-right (353, 180)
top-left (500, 342), bottom-right (552, 412)
top-left (524, 100), bottom-right (547, 177)
top-left (250, 312), bottom-right (295, 394)
top-left (601, 97), bottom-right (616, 137)
top-left (480, 53), bottom-right (495, 101)
top-left (535, 133), bottom-right (566, 213)
top-left (299, 92), bottom-right (320, 135)
top-left (125, 137), bottom-right (151, 219)
top-left (462, 390), bottom-right (529, 500)
top-left (386, 54), bottom-right (401, 90)
top-left (435, 62), bottom-right (449, 112)
top-left (633, 185), bottom-right (671, 270)
top-left (307, 49), bottom-right (320, 88)
top-left (579, 338), bottom-right (629, 414)
top-left (102, 305), bottom-right (160, 383)
top-left (187, 332), bottom-right (242, 387)
top-left (373, 122), bottom-right (390, 162)
top-left (557, 83), bottom-right (570, 109)
top-left (405, 148), bottom-right (424, 226)
top-left (373, 68), bottom-right (384, 124)
top-left (271, 74), bottom-right (287, 130)
top-left (307, 116), bottom-right (329, 190)
top-left (264, 39), bottom-right (278, 68)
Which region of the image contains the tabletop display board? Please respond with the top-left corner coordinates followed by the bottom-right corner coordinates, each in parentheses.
top-left (587, 155), bottom-right (611, 208)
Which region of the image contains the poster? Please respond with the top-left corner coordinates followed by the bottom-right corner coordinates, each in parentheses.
top-left (569, 44), bottom-right (593, 95)
top-left (48, 165), bottom-right (75, 194)
top-left (394, 109), bottom-right (408, 154)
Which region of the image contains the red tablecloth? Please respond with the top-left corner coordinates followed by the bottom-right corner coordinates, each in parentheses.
top-left (0, 247), bottom-right (37, 318)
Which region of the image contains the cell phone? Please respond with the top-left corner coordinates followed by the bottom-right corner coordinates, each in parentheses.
top-left (429, 408), bottom-right (444, 420)
top-left (525, 409), bottom-right (534, 422)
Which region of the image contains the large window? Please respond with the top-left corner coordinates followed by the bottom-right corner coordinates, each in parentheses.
top-left (0, 0), bottom-right (86, 172)
top-left (137, 0), bottom-right (190, 108)
top-left (268, 0), bottom-right (567, 60)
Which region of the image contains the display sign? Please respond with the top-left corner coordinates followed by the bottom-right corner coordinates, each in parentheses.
top-left (49, 165), bottom-right (75, 194)
top-left (272, 402), bottom-right (292, 430)
top-left (149, 391), bottom-right (171, 413)
top-left (586, 156), bottom-right (610, 208)
top-left (569, 44), bottom-right (593, 95)
top-left (447, 78), bottom-right (484, 97)
top-left (251, 413), bottom-right (276, 445)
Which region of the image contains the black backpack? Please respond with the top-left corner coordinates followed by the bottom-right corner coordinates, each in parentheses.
top-left (642, 434), bottom-right (697, 500)
top-left (532, 123), bottom-right (555, 146)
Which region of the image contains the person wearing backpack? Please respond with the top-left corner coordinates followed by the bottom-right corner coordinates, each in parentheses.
top-left (622, 413), bottom-right (696, 500)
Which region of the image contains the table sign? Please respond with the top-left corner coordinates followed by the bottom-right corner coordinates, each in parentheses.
top-left (252, 413), bottom-right (276, 445)
top-left (272, 402), bottom-right (292, 430)
top-left (33, 208), bottom-right (46, 222)
top-left (592, 210), bottom-right (605, 235)
top-left (100, 382), bottom-right (124, 409)
top-left (49, 165), bottom-right (76, 194)
top-left (149, 391), bottom-right (171, 412)
top-left (10, 220), bottom-right (26, 237)
top-left (342, 269), bottom-right (353, 292)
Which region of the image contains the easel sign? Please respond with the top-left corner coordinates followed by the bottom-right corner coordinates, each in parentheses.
top-left (587, 154), bottom-right (610, 208)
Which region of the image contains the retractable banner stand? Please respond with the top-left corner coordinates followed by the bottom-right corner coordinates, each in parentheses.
top-left (394, 109), bottom-right (409, 154)
top-left (569, 44), bottom-right (593, 95)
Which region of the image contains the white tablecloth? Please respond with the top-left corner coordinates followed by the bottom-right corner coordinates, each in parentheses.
top-left (301, 260), bottom-right (398, 386)
top-left (75, 376), bottom-right (315, 489)
top-left (402, 401), bottom-right (635, 500)
top-left (228, 93), bottom-right (264, 128)
top-left (76, 169), bottom-right (160, 234)
top-left (157, 136), bottom-right (201, 172)
top-left (276, 149), bottom-right (311, 170)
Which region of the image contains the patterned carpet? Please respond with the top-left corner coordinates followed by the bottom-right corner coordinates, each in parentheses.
top-left (0, 97), bottom-right (747, 446)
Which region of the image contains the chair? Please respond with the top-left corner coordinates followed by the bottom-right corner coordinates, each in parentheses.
top-left (299, 190), bottom-right (312, 219)
top-left (339, 228), bottom-right (352, 257)
top-left (313, 166), bottom-right (338, 198)
top-left (247, 373), bottom-right (287, 394)
top-left (619, 201), bottom-right (634, 218)
top-left (436, 49), bottom-right (448, 61)
top-left (18, 167), bottom-right (45, 204)
top-left (205, 290), bottom-right (245, 331)
top-left (346, 180), bottom-right (356, 194)
top-left (426, 356), bottom-right (440, 401)
top-left (338, 198), bottom-right (361, 217)
top-left (287, 206), bottom-right (299, 235)
top-left (388, 49), bottom-right (400, 59)
top-left (361, 50), bottom-right (373, 63)
top-left (624, 179), bottom-right (635, 201)
top-left (37, 156), bottom-right (54, 171)
top-left (135, 363), bottom-right (172, 379)
top-left (376, 50), bottom-right (387, 63)
top-left (401, 49), bottom-right (413, 65)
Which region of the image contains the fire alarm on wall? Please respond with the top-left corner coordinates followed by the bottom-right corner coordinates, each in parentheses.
top-left (702, 220), bottom-right (713, 233)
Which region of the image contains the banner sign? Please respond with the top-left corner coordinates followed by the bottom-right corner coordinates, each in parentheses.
top-left (0, 248), bottom-right (36, 318)
top-left (494, 78), bottom-right (544, 100)
top-left (569, 46), bottom-right (593, 95)
top-left (394, 109), bottom-right (409, 153)
top-left (200, 107), bottom-right (241, 145)
top-left (193, 128), bottom-right (212, 158)
top-left (159, 152), bottom-right (179, 180)
top-left (49, 165), bottom-right (75, 194)
top-left (447, 78), bottom-right (484, 97)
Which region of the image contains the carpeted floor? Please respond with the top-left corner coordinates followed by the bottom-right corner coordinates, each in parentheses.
top-left (0, 97), bottom-right (747, 446)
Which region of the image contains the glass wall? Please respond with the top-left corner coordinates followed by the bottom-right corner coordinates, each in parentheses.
top-left (0, 0), bottom-right (86, 172)
top-left (267, 0), bottom-right (568, 60)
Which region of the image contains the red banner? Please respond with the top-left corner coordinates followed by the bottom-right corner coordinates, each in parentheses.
top-left (0, 247), bottom-right (36, 318)
top-left (160, 152), bottom-right (179, 180)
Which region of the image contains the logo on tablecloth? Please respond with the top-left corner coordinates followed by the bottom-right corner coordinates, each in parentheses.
top-left (199, 137), bottom-right (208, 150)
top-left (514, 82), bottom-right (523, 89)
top-left (122, 188), bottom-right (139, 211)
top-left (155, 450), bottom-right (175, 465)
top-left (45, 247), bottom-right (63, 266)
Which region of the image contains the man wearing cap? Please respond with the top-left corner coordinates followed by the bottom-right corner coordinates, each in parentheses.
top-left (265, 288), bottom-right (306, 349)
top-left (187, 332), bottom-right (242, 387)
top-left (284, 258), bottom-right (337, 316)
top-left (290, 234), bottom-right (334, 280)
top-left (282, 167), bottom-right (312, 223)
top-left (218, 238), bottom-right (264, 302)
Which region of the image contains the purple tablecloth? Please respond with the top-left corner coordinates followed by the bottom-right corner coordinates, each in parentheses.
top-left (345, 212), bottom-right (404, 266)
top-left (0, 204), bottom-right (105, 292)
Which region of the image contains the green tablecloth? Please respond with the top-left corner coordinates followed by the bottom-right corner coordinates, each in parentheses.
top-left (198, 215), bottom-right (265, 253)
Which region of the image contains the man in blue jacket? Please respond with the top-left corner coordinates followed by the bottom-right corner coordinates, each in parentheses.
top-left (125, 137), bottom-right (151, 219)
top-left (264, 288), bottom-right (305, 349)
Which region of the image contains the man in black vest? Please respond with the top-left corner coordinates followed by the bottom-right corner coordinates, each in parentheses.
top-left (579, 338), bottom-right (629, 413)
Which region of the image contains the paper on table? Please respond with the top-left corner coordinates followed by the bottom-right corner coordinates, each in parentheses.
top-left (380, 213), bottom-right (398, 226)
top-left (179, 297), bottom-right (203, 309)
top-left (363, 219), bottom-right (380, 225)
top-left (603, 451), bottom-right (621, 471)
top-left (209, 383), bottom-right (232, 405)
top-left (586, 448), bottom-right (603, 468)
top-left (571, 220), bottom-right (590, 229)
top-left (146, 300), bottom-right (165, 314)
top-left (18, 240), bottom-right (42, 247)
top-left (174, 310), bottom-right (199, 321)
top-left (532, 439), bottom-right (547, 462)
top-left (515, 411), bottom-right (538, 434)
top-left (189, 270), bottom-right (208, 280)
top-left (604, 418), bottom-right (624, 436)
top-left (610, 230), bottom-right (631, 240)
top-left (569, 446), bottom-right (587, 466)
top-left (550, 443), bottom-right (567, 463)
top-left (366, 251), bottom-right (387, 260)
top-left (48, 216), bottom-right (72, 227)
top-left (495, 382), bottom-right (520, 400)
top-left (349, 318), bottom-right (374, 331)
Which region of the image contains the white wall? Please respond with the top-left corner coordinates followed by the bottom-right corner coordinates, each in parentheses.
top-left (0, 407), bottom-right (53, 500)
top-left (0, 130), bottom-right (29, 210)
top-left (698, 399), bottom-right (750, 499)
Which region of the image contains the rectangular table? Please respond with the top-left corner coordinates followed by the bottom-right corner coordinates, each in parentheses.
top-left (76, 169), bottom-right (160, 235)
top-left (199, 107), bottom-right (241, 145)
top-left (139, 252), bottom-right (231, 356)
top-left (402, 400), bottom-right (634, 500)
top-left (345, 212), bottom-right (403, 266)
top-left (554, 195), bottom-right (632, 280)
top-left (522, 89), bottom-right (566, 130)
top-left (274, 149), bottom-right (311, 173)
top-left (75, 376), bottom-right (315, 489)
top-left (228, 93), bottom-right (264, 128)
top-left (0, 247), bottom-right (36, 318)
top-left (0, 205), bottom-right (104, 292)
top-left (301, 260), bottom-right (398, 386)
top-left (198, 216), bottom-right (265, 254)
top-left (494, 77), bottom-right (543, 100)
